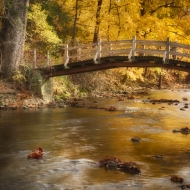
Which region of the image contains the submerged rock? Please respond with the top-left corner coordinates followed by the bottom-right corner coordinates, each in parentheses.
top-left (131, 137), bottom-right (140, 142)
top-left (152, 155), bottom-right (163, 158)
top-left (181, 127), bottom-right (190, 134)
top-left (173, 127), bottom-right (190, 134)
top-left (178, 184), bottom-right (190, 189)
top-left (105, 106), bottom-right (117, 111)
top-left (170, 175), bottom-right (184, 183)
top-left (98, 156), bottom-right (141, 174)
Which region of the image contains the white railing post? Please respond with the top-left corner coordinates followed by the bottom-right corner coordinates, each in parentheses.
top-left (97, 38), bottom-right (102, 63)
top-left (64, 44), bottom-right (69, 68)
top-left (34, 49), bottom-right (36, 68)
top-left (129, 36), bottom-right (136, 61)
top-left (94, 38), bottom-right (102, 64)
top-left (164, 37), bottom-right (170, 63)
top-left (142, 45), bottom-right (145, 56)
top-left (47, 50), bottom-right (50, 66)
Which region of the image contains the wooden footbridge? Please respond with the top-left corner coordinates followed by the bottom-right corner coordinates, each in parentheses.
top-left (38, 36), bottom-right (190, 77)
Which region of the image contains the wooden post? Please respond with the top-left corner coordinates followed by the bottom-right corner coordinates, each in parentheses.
top-left (34, 49), bottom-right (36, 68)
top-left (97, 38), bottom-right (102, 63)
top-left (165, 37), bottom-right (170, 63)
top-left (94, 38), bottom-right (102, 64)
top-left (64, 44), bottom-right (69, 68)
top-left (65, 44), bottom-right (68, 60)
top-left (131, 36), bottom-right (136, 61)
top-left (47, 50), bottom-right (50, 66)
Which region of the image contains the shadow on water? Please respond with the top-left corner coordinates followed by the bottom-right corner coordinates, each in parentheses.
top-left (0, 89), bottom-right (190, 189)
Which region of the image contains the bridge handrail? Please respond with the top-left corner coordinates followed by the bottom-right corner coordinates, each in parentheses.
top-left (102, 40), bottom-right (132, 44)
top-left (68, 43), bottom-right (97, 51)
top-left (24, 36), bottom-right (190, 68)
top-left (31, 36), bottom-right (189, 68)
top-left (170, 42), bottom-right (190, 50)
top-left (136, 40), bottom-right (166, 46)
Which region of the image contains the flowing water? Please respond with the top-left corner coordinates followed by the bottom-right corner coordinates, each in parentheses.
top-left (0, 89), bottom-right (190, 190)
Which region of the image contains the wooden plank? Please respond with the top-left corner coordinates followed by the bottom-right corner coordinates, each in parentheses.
top-left (102, 40), bottom-right (132, 45)
top-left (171, 52), bottom-right (190, 58)
top-left (63, 39), bottom-right (190, 65)
top-left (78, 49), bottom-right (97, 54)
top-left (137, 40), bottom-right (166, 46)
top-left (68, 43), bottom-right (97, 50)
top-left (170, 42), bottom-right (190, 49)
top-left (103, 44), bottom-right (132, 49)
top-left (136, 49), bottom-right (165, 55)
top-left (101, 49), bottom-right (131, 54)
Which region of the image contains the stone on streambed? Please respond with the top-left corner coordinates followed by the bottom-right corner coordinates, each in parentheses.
top-left (173, 127), bottom-right (190, 134)
top-left (131, 137), bottom-right (140, 142)
top-left (98, 156), bottom-right (141, 174)
top-left (170, 175), bottom-right (184, 183)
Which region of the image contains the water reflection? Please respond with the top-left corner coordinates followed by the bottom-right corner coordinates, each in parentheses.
top-left (0, 89), bottom-right (190, 189)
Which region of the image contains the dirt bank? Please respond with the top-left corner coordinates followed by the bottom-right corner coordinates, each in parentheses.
top-left (0, 78), bottom-right (189, 110)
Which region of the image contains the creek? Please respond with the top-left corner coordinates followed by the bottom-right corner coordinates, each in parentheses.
top-left (0, 89), bottom-right (190, 190)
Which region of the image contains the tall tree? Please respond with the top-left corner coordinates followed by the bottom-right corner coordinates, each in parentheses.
top-left (0, 0), bottom-right (29, 79)
top-left (93, 0), bottom-right (103, 43)
top-left (71, 0), bottom-right (79, 46)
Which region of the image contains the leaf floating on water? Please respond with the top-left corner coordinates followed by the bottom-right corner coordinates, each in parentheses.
top-left (28, 147), bottom-right (43, 159)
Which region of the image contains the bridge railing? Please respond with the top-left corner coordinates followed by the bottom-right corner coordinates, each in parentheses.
top-left (62, 36), bottom-right (190, 68)
top-left (136, 40), bottom-right (167, 57)
top-left (170, 42), bottom-right (190, 60)
top-left (66, 43), bottom-right (97, 65)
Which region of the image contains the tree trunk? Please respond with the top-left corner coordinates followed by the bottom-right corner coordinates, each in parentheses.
top-left (92, 0), bottom-right (103, 43)
top-left (0, 0), bottom-right (29, 80)
top-left (71, 0), bottom-right (79, 46)
top-left (107, 0), bottom-right (112, 41)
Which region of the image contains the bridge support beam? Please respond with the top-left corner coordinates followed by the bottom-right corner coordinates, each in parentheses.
top-left (28, 70), bottom-right (53, 102)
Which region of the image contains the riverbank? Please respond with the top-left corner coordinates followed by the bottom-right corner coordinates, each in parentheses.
top-left (0, 78), bottom-right (189, 110)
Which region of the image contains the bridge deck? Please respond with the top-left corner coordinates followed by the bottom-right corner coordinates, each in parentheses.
top-left (41, 56), bottom-right (190, 77)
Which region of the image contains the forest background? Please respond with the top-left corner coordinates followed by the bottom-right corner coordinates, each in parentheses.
top-left (0, 0), bottom-right (190, 100)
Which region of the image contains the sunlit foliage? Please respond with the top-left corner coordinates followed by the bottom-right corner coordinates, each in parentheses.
top-left (25, 0), bottom-right (190, 47)
top-left (27, 3), bottom-right (62, 49)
